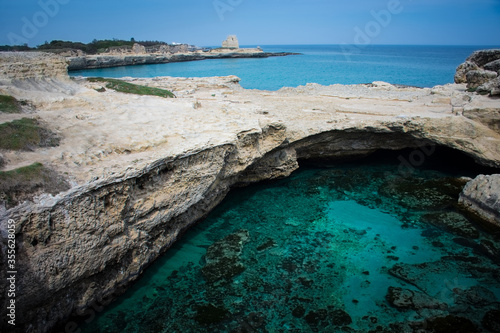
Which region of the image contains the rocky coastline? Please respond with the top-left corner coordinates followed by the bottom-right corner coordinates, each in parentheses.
top-left (0, 51), bottom-right (499, 332)
top-left (455, 48), bottom-right (500, 96)
top-left (67, 49), bottom-right (300, 71)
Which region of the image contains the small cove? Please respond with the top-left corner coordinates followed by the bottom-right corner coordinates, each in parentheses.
top-left (77, 149), bottom-right (500, 332)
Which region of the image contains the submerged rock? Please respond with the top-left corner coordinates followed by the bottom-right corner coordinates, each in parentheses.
top-left (194, 303), bottom-right (229, 325)
top-left (482, 309), bottom-right (500, 332)
top-left (304, 308), bottom-right (352, 330)
top-left (425, 315), bottom-right (479, 333)
top-left (292, 305), bottom-right (306, 318)
top-left (422, 211), bottom-right (480, 239)
top-left (386, 287), bottom-right (447, 310)
top-left (201, 230), bottom-right (249, 284)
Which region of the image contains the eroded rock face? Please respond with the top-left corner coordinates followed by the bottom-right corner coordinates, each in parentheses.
top-left (0, 52), bottom-right (69, 82)
top-left (459, 174), bottom-right (500, 228)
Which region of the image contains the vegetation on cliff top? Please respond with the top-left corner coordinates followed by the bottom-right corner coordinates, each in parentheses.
top-left (88, 77), bottom-right (175, 98)
top-left (0, 118), bottom-right (60, 151)
top-left (0, 38), bottom-right (169, 54)
top-left (0, 95), bottom-right (22, 113)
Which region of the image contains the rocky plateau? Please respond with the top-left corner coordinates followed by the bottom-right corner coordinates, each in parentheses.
top-left (0, 51), bottom-right (499, 332)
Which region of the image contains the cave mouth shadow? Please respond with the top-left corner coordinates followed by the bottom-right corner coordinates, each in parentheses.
top-left (298, 146), bottom-right (500, 178)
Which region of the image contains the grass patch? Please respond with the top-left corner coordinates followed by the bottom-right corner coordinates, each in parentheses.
top-left (0, 162), bottom-right (45, 181)
top-left (0, 163), bottom-right (70, 208)
top-left (0, 118), bottom-right (60, 151)
top-left (88, 77), bottom-right (175, 98)
top-left (0, 95), bottom-right (22, 113)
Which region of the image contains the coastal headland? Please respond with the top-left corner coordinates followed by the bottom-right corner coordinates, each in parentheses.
top-left (66, 35), bottom-right (299, 71)
top-left (0, 51), bottom-right (499, 332)
top-left (67, 48), bottom-right (299, 71)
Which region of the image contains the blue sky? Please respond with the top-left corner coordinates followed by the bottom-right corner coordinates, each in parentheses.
top-left (1, 0), bottom-right (500, 47)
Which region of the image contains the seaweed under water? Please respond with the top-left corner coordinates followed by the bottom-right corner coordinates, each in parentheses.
top-left (78, 155), bottom-right (500, 333)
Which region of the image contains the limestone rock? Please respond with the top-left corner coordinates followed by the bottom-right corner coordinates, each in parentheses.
top-left (476, 76), bottom-right (500, 96)
top-left (455, 49), bottom-right (500, 95)
top-left (459, 174), bottom-right (500, 228)
top-left (222, 35), bottom-right (239, 49)
top-left (484, 59), bottom-right (500, 73)
top-left (0, 153), bottom-right (4, 168)
top-left (0, 52), bottom-right (69, 82)
top-left (466, 49), bottom-right (500, 67)
top-left (462, 108), bottom-right (500, 133)
top-left (466, 70), bottom-right (498, 89)
top-left (455, 61), bottom-right (479, 83)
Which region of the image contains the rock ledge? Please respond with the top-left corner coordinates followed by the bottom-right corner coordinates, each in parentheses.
top-left (459, 174), bottom-right (500, 228)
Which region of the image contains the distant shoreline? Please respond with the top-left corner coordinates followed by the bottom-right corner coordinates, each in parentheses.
top-left (67, 50), bottom-right (301, 71)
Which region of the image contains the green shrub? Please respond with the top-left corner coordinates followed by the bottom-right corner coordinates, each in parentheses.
top-left (88, 77), bottom-right (175, 98)
top-left (0, 163), bottom-right (45, 182)
top-left (0, 118), bottom-right (59, 151)
top-left (0, 95), bottom-right (22, 113)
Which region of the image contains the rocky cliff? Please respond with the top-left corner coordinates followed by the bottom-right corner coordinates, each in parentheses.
top-left (455, 49), bottom-right (500, 96)
top-left (1, 52), bottom-right (500, 333)
top-left (0, 52), bottom-right (68, 82)
top-left (67, 49), bottom-right (298, 71)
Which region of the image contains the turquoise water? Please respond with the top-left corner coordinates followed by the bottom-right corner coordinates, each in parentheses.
top-left (69, 45), bottom-right (499, 90)
top-left (79, 153), bottom-right (500, 333)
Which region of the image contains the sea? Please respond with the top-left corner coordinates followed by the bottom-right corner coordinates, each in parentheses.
top-left (73, 46), bottom-right (500, 333)
top-left (69, 45), bottom-right (498, 90)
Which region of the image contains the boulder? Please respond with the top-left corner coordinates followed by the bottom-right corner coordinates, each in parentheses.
top-left (466, 49), bottom-right (500, 67)
top-left (455, 61), bottom-right (479, 83)
top-left (466, 70), bottom-right (498, 89)
top-left (455, 50), bottom-right (500, 95)
top-left (484, 59), bottom-right (500, 74)
top-left (459, 174), bottom-right (500, 228)
top-left (476, 76), bottom-right (500, 96)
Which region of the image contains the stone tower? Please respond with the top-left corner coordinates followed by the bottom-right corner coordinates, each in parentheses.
top-left (222, 35), bottom-right (239, 49)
